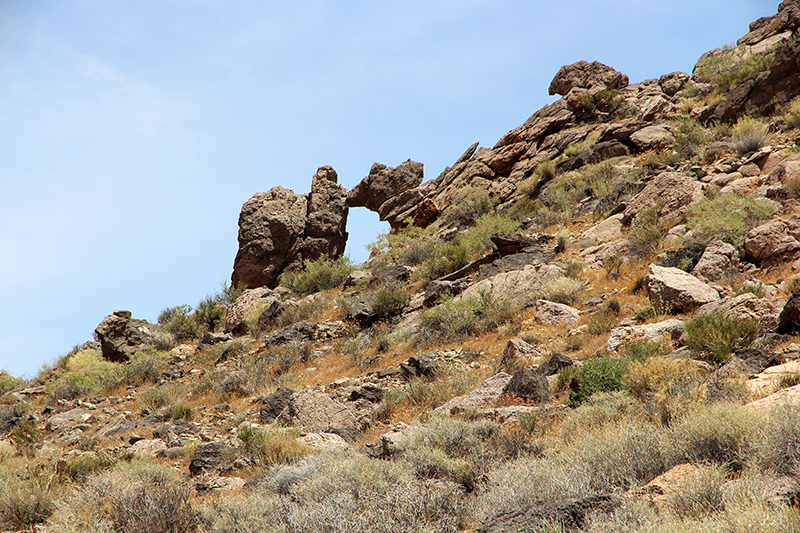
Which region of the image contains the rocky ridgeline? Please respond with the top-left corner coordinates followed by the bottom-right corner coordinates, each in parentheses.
top-left (9, 2), bottom-right (800, 531)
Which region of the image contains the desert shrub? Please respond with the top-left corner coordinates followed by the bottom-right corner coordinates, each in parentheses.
top-left (0, 468), bottom-right (57, 530)
top-left (420, 240), bottom-right (470, 279)
top-left (674, 115), bottom-right (714, 149)
top-left (587, 310), bottom-right (618, 335)
top-left (0, 402), bottom-right (28, 437)
top-left (281, 254), bottom-right (354, 296)
top-left (539, 276), bottom-right (584, 305)
top-left (399, 367), bottom-right (485, 413)
top-left (785, 96), bottom-right (800, 130)
top-left (53, 461), bottom-right (199, 533)
top-left (193, 294), bottom-right (226, 332)
top-left (756, 402), bottom-right (800, 477)
top-left (238, 425), bottom-right (312, 467)
top-left (123, 349), bottom-right (169, 386)
top-left (564, 259), bottom-right (584, 279)
top-left (150, 329), bottom-right (176, 351)
top-left (10, 419), bottom-right (39, 458)
top-left (687, 194), bottom-right (777, 247)
top-left (621, 340), bottom-right (666, 362)
top-left (628, 206), bottom-right (666, 257)
top-left (539, 170), bottom-right (590, 215)
top-left (669, 465), bottom-right (727, 519)
top-left (535, 159), bottom-right (556, 180)
top-left (206, 451), bottom-right (467, 533)
top-left (624, 356), bottom-right (706, 425)
top-left (417, 298), bottom-right (481, 341)
top-left (44, 351), bottom-right (122, 400)
top-left (371, 281), bottom-right (411, 318)
top-left (568, 356), bottom-right (630, 406)
top-left (443, 187), bottom-right (497, 228)
top-left (685, 311), bottom-right (760, 362)
top-left (583, 161), bottom-right (623, 198)
top-left (158, 304), bottom-right (198, 341)
top-left (60, 451), bottom-right (117, 483)
top-left (459, 213), bottom-right (522, 255)
top-left (171, 405), bottom-right (193, 421)
top-left (405, 446), bottom-right (479, 490)
top-left (667, 402), bottom-right (761, 471)
top-left (731, 116), bottom-right (769, 155)
top-left (693, 44), bottom-right (774, 93)
top-left (0, 371), bottom-right (25, 396)
top-left (272, 297), bottom-right (326, 330)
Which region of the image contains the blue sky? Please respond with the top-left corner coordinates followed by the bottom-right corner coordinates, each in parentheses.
top-left (0, 0), bottom-right (776, 378)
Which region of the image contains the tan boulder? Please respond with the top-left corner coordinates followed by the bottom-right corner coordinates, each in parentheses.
top-left (622, 172), bottom-right (703, 227)
top-left (645, 265), bottom-right (720, 314)
top-left (690, 238), bottom-right (739, 283)
top-left (744, 214), bottom-right (800, 264)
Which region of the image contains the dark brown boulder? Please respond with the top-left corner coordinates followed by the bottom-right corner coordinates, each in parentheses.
top-left (231, 186), bottom-right (308, 289)
top-left (503, 367), bottom-right (550, 404)
top-left (548, 60), bottom-right (629, 96)
top-left (778, 292), bottom-right (800, 334)
top-left (347, 160), bottom-right (424, 211)
top-left (737, 0), bottom-right (800, 46)
top-left (94, 310), bottom-right (155, 363)
top-left (303, 166), bottom-right (349, 262)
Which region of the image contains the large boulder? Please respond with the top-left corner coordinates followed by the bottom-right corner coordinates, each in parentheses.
top-left (189, 442), bottom-right (234, 476)
top-left (744, 214), bottom-right (800, 265)
top-left (94, 310), bottom-right (156, 363)
top-left (548, 61), bottom-right (629, 96)
top-left (622, 172), bottom-right (703, 227)
top-left (503, 367), bottom-right (550, 404)
top-left (278, 390), bottom-right (360, 441)
top-left (434, 373), bottom-right (512, 416)
top-left (778, 291), bottom-right (800, 334)
top-left (607, 319), bottom-right (686, 352)
top-left (696, 293), bottom-right (777, 329)
top-left (231, 186), bottom-right (308, 289)
top-left (534, 300), bottom-right (580, 327)
top-left (629, 125), bottom-right (675, 152)
top-left (223, 287), bottom-right (282, 335)
top-left (644, 265), bottom-right (720, 314)
top-left (458, 265), bottom-right (566, 308)
top-left (690, 238), bottom-right (740, 283)
top-left (738, 1), bottom-right (800, 46)
top-left (302, 166), bottom-right (349, 262)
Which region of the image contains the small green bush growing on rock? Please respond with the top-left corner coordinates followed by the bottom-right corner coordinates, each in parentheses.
top-left (732, 116), bottom-right (769, 155)
top-left (281, 254), bottom-right (354, 296)
top-left (421, 241), bottom-right (470, 280)
top-left (685, 310), bottom-right (760, 362)
top-left (443, 186), bottom-right (497, 228)
top-left (372, 281), bottom-right (411, 318)
top-left (158, 304), bottom-right (198, 341)
top-left (687, 194), bottom-right (777, 247)
top-left (693, 43), bottom-right (774, 94)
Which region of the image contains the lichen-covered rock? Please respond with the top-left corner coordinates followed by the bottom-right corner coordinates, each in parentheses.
top-left (629, 125), bottom-right (675, 151)
top-left (696, 293), bottom-right (777, 329)
top-left (534, 299), bottom-right (580, 327)
top-left (347, 160), bottom-right (424, 212)
top-left (691, 238), bottom-right (740, 283)
top-left (279, 390), bottom-right (360, 441)
top-left (622, 172), bottom-right (704, 227)
top-left (607, 318), bottom-right (686, 352)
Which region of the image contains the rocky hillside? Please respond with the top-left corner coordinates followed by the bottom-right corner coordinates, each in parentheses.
top-left (4, 2), bottom-right (800, 532)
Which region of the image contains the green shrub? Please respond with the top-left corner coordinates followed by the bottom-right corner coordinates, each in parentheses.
top-left (60, 451), bottom-right (117, 483)
top-left (628, 205), bottom-right (666, 257)
top-left (421, 241), bottom-right (470, 279)
top-left (685, 311), bottom-right (760, 362)
top-left (535, 159), bottom-right (556, 180)
top-left (624, 356), bottom-right (707, 425)
top-left (443, 187), bottom-right (497, 228)
top-left (568, 356), bottom-right (630, 406)
top-left (0, 371), bottom-right (25, 396)
top-left (459, 213), bottom-right (522, 255)
top-left (280, 254), bottom-right (354, 296)
top-left (583, 161), bottom-right (623, 198)
top-left (687, 194), bottom-right (777, 247)
top-left (193, 295), bottom-right (226, 332)
top-left (732, 116), bottom-right (769, 155)
top-left (124, 349), bottom-right (169, 386)
top-left (158, 304), bottom-right (198, 341)
top-left (693, 44), bottom-right (774, 94)
top-left (44, 350), bottom-right (123, 400)
top-left (372, 281), bottom-right (411, 318)
top-left (0, 470), bottom-right (57, 530)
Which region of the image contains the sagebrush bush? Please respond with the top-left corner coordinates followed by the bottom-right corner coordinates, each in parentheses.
top-left (281, 254), bottom-right (354, 296)
top-left (731, 116), bottom-right (769, 155)
top-left (669, 465), bottom-right (727, 519)
top-left (785, 96), bottom-right (800, 130)
top-left (459, 213), bottom-right (521, 255)
top-left (417, 298), bottom-right (481, 341)
top-left (535, 159), bottom-right (556, 180)
top-left (51, 461), bottom-right (199, 533)
top-left (628, 205), bottom-right (666, 258)
top-left (685, 311), bottom-right (760, 362)
top-left (0, 469), bottom-right (57, 531)
top-left (687, 194), bottom-right (777, 247)
top-left (667, 402), bottom-right (761, 471)
top-left (538, 276), bottom-right (584, 305)
top-left (421, 240), bottom-right (470, 279)
top-left (693, 44), bottom-right (774, 93)
top-left (756, 402), bottom-right (800, 477)
top-left (624, 356), bottom-right (706, 424)
top-left (44, 351), bottom-right (122, 400)
top-left (371, 281), bottom-right (411, 318)
top-left (0, 371), bottom-right (25, 396)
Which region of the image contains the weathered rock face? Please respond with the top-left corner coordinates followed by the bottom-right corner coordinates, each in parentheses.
top-left (738, 0), bottom-right (800, 46)
top-left (696, 293), bottom-right (777, 329)
top-left (548, 60), bottom-right (629, 96)
top-left (744, 214), bottom-right (800, 265)
top-left (535, 299), bottom-right (580, 327)
top-left (433, 373), bottom-right (512, 416)
top-left (628, 125), bottom-right (675, 152)
top-left (503, 367), bottom-right (550, 404)
top-left (622, 172), bottom-right (704, 227)
top-left (458, 265), bottom-right (565, 308)
top-left (278, 390), bottom-right (360, 441)
top-left (645, 265), bottom-right (720, 314)
top-left (607, 318), bottom-right (686, 352)
top-left (223, 287), bottom-right (281, 335)
top-left (231, 186), bottom-right (308, 289)
top-left (94, 310), bottom-right (155, 362)
top-left (231, 167), bottom-right (350, 289)
top-left (303, 166), bottom-right (349, 262)
top-left (347, 160), bottom-right (425, 228)
top-left (691, 238), bottom-right (740, 283)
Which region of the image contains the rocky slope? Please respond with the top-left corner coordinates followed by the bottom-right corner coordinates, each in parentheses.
top-left (5, 2), bottom-right (800, 532)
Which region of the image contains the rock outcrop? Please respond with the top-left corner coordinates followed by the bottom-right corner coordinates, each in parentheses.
top-left (94, 310), bottom-right (156, 362)
top-left (644, 265), bottom-right (720, 314)
top-left (231, 166), bottom-right (349, 289)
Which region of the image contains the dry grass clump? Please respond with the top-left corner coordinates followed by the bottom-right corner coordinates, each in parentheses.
top-left (0, 460), bottom-right (59, 531)
top-left (538, 276), bottom-right (585, 305)
top-left (684, 311), bottom-right (760, 362)
top-left (731, 116), bottom-right (770, 155)
top-left (238, 425), bottom-right (313, 467)
top-left (785, 96), bottom-right (800, 130)
top-left (281, 254), bottom-right (354, 296)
